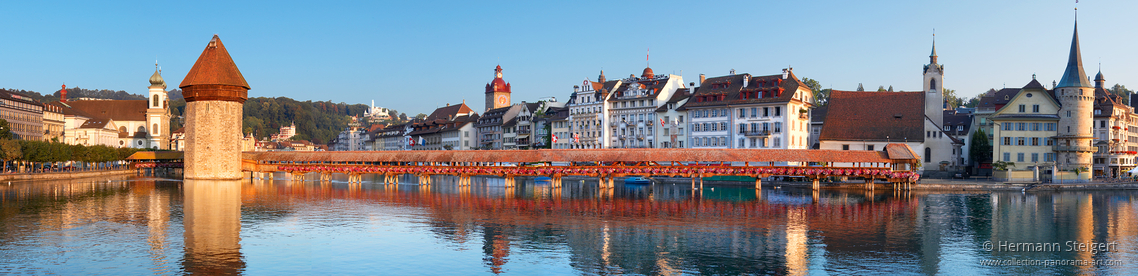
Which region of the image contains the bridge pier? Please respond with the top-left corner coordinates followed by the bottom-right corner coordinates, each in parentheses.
top-left (812, 178), bottom-right (820, 190)
top-left (754, 177), bottom-right (762, 190)
top-left (865, 178), bottom-right (874, 191)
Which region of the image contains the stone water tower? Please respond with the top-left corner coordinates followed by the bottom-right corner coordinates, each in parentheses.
top-left (180, 35), bottom-right (249, 180)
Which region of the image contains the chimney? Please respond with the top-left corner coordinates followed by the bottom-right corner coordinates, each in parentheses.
top-left (782, 69), bottom-right (789, 79)
top-left (699, 74), bottom-right (706, 84)
top-left (60, 84), bottom-right (67, 103)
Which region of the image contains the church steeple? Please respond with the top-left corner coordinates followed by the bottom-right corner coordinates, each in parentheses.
top-left (930, 33), bottom-right (938, 65)
top-left (1057, 20), bottom-right (1091, 88)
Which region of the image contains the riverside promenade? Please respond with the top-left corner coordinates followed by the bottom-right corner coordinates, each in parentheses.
top-left (0, 170), bottom-right (135, 182)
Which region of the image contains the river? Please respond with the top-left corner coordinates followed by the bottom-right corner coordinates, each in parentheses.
top-left (0, 174), bottom-right (1135, 275)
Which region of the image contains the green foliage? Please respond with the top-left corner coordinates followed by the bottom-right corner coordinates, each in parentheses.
top-left (969, 128), bottom-right (992, 165)
top-left (0, 119), bottom-right (13, 140)
top-left (0, 139), bottom-right (134, 164)
top-left (1109, 84), bottom-right (1133, 103)
top-left (801, 77), bottom-right (831, 106)
top-left (1072, 166), bottom-right (1089, 176)
top-left (942, 88), bottom-right (963, 108)
top-left (877, 85), bottom-right (887, 92)
top-left (233, 97), bottom-right (371, 144)
top-left (993, 161), bottom-right (1015, 171)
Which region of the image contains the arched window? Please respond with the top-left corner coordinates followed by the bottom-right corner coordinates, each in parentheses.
top-left (925, 147), bottom-right (932, 163)
top-left (119, 126), bottom-right (127, 133)
top-left (153, 124), bottom-right (159, 134)
top-left (138, 126), bottom-right (146, 134)
top-left (152, 95), bottom-right (159, 107)
top-left (930, 79), bottom-right (937, 91)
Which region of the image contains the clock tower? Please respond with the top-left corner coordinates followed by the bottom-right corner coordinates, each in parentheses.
top-left (485, 65), bottom-right (512, 111)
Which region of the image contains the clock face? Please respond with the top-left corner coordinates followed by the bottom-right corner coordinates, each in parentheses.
top-left (497, 95), bottom-right (508, 105)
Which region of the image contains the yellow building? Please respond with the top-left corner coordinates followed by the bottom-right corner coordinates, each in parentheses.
top-left (991, 78), bottom-right (1060, 175)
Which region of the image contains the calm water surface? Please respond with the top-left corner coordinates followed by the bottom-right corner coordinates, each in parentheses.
top-left (1, 174), bottom-right (1136, 275)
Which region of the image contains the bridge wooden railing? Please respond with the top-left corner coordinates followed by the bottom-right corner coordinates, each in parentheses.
top-left (242, 145), bottom-right (923, 190)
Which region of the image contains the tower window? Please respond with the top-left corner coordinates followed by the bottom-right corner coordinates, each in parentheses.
top-left (930, 79), bottom-right (937, 91)
top-left (152, 95), bottom-right (159, 107)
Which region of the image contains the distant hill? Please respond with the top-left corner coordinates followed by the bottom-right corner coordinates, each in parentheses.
top-left (5, 87), bottom-right (396, 145)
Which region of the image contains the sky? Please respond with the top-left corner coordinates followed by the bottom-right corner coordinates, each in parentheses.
top-left (1, 0), bottom-right (1134, 115)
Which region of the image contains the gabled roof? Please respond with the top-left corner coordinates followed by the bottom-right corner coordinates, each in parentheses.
top-left (977, 88), bottom-right (1022, 110)
top-left (678, 71), bottom-right (810, 110)
top-left (993, 79), bottom-right (1061, 117)
top-left (820, 90), bottom-right (924, 142)
top-left (655, 88), bottom-right (690, 112)
top-left (942, 110), bottom-right (972, 136)
top-left (46, 101), bottom-right (95, 118)
top-left (426, 103), bottom-right (475, 121)
top-left (180, 35), bottom-right (250, 89)
top-left (810, 105), bottom-right (828, 123)
top-left (80, 118), bottom-right (114, 129)
top-left (66, 100), bottom-right (148, 121)
top-left (608, 76), bottom-right (674, 102)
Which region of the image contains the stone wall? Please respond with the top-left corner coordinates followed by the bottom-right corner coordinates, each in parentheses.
top-left (184, 100), bottom-right (243, 180)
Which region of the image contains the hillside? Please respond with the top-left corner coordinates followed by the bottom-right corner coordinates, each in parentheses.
top-left (5, 87), bottom-right (396, 145)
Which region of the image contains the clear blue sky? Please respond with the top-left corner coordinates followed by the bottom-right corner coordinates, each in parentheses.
top-left (1, 0), bottom-right (1133, 115)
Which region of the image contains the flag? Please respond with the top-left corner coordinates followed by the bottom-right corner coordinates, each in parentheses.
top-left (418, 136), bottom-right (425, 146)
top-left (552, 134), bottom-right (558, 143)
top-left (408, 137), bottom-right (415, 146)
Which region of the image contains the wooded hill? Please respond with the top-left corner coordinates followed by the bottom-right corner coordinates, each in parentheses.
top-left (4, 87), bottom-right (390, 145)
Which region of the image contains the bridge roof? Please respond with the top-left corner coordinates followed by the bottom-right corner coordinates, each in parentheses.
top-left (244, 147), bottom-right (911, 164)
top-left (127, 151), bottom-right (184, 160)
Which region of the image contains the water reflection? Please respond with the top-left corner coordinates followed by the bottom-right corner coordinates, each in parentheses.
top-left (182, 180), bottom-right (244, 274)
top-left (0, 175), bottom-right (1136, 274)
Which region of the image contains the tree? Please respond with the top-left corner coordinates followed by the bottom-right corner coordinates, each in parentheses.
top-left (1109, 84), bottom-right (1133, 103)
top-left (414, 113), bottom-right (427, 120)
top-left (888, 85), bottom-right (893, 92)
top-left (877, 85), bottom-right (887, 92)
top-left (0, 119), bottom-right (13, 140)
top-left (942, 88), bottom-right (962, 109)
top-left (857, 83), bottom-right (865, 91)
top-left (800, 77), bottom-right (830, 106)
top-left (969, 128), bottom-right (992, 166)
top-left (0, 140), bottom-right (21, 172)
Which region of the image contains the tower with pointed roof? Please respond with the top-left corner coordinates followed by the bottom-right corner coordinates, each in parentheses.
top-left (485, 65), bottom-right (512, 111)
top-left (146, 63), bottom-right (171, 149)
top-left (923, 35), bottom-right (944, 126)
top-left (180, 35), bottom-right (250, 180)
top-left (1054, 17), bottom-right (1095, 175)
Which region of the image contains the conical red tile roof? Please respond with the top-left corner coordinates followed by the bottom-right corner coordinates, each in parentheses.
top-left (180, 35), bottom-right (250, 89)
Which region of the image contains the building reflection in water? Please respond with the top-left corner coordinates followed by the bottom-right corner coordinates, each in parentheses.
top-left (181, 180), bottom-right (244, 275)
top-left (4, 174), bottom-right (1138, 274)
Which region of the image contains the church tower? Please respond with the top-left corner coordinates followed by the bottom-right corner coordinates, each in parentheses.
top-left (923, 36), bottom-right (944, 125)
top-left (146, 63), bottom-right (171, 149)
top-left (485, 65), bottom-right (511, 111)
top-left (1055, 17), bottom-right (1095, 176)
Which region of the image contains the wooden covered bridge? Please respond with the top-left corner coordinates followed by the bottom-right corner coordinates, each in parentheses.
top-left (240, 144), bottom-right (923, 190)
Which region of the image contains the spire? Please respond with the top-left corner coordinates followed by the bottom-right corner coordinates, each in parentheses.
top-left (1056, 19), bottom-right (1092, 88)
top-left (598, 70), bottom-right (606, 83)
top-left (929, 31), bottom-right (938, 65)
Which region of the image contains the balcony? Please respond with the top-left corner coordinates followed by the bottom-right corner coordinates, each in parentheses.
top-left (1053, 145), bottom-right (1096, 152)
top-left (741, 130), bottom-right (771, 137)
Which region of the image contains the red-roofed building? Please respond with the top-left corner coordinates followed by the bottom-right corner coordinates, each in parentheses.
top-left (820, 39), bottom-right (962, 173)
top-left (678, 68), bottom-right (813, 154)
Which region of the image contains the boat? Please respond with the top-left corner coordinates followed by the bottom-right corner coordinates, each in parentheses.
top-left (624, 176), bottom-right (652, 185)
